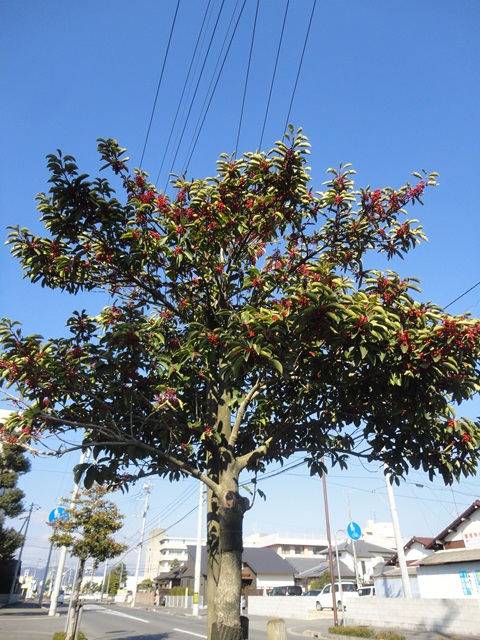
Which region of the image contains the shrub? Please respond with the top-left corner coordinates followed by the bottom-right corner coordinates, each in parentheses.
top-left (52, 632), bottom-right (88, 640)
top-left (328, 626), bottom-right (375, 638)
top-left (326, 627), bottom-right (405, 640)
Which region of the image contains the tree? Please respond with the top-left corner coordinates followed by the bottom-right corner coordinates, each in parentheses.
top-left (0, 437), bottom-right (31, 593)
top-left (49, 485), bottom-right (127, 639)
top-left (1, 128), bottom-right (480, 640)
top-left (169, 558), bottom-right (181, 571)
top-left (105, 562), bottom-right (127, 595)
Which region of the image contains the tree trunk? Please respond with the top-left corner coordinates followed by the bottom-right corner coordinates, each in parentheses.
top-left (65, 557), bottom-right (86, 640)
top-left (210, 489), bottom-right (249, 640)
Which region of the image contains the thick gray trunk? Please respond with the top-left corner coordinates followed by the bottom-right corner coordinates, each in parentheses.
top-left (210, 490), bottom-right (249, 640)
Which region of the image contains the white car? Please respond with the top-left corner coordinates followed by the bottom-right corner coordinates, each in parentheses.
top-left (315, 582), bottom-right (358, 611)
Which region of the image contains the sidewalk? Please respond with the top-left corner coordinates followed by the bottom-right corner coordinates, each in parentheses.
top-left (0, 599), bottom-right (65, 640)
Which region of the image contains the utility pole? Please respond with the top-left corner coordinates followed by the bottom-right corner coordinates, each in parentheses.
top-left (49, 449), bottom-right (90, 617)
top-left (131, 482), bottom-right (152, 607)
top-left (321, 458), bottom-right (339, 627)
top-left (192, 482), bottom-right (204, 616)
top-left (8, 502), bottom-right (38, 604)
top-left (384, 464), bottom-right (412, 598)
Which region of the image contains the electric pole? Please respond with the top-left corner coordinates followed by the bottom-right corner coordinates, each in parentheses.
top-left (131, 482), bottom-right (152, 607)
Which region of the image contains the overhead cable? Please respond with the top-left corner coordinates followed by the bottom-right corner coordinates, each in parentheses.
top-left (163, 0), bottom-right (228, 191)
top-left (259, 0), bottom-right (291, 149)
top-left (155, 0), bottom-right (214, 186)
top-left (182, 0), bottom-right (248, 175)
top-left (444, 280), bottom-right (480, 310)
top-left (235, 0), bottom-right (260, 154)
top-left (139, 0), bottom-right (182, 168)
top-left (283, 0), bottom-right (317, 134)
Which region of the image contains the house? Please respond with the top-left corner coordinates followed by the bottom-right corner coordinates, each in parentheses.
top-left (244, 532), bottom-right (328, 560)
top-left (375, 500), bottom-right (480, 598)
top-left (241, 546), bottom-right (298, 592)
top-left (335, 539), bottom-right (394, 584)
top-left (153, 544), bottom-right (299, 601)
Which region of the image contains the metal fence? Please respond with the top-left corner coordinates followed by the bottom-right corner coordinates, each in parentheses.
top-left (164, 594), bottom-right (205, 608)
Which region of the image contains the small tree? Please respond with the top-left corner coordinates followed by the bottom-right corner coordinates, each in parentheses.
top-left (1, 129), bottom-right (480, 639)
top-left (49, 485), bottom-right (127, 639)
top-left (0, 439), bottom-right (31, 593)
top-left (106, 562), bottom-right (127, 595)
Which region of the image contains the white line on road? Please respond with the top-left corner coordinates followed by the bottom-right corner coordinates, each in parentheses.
top-left (84, 604), bottom-right (150, 623)
top-left (173, 628), bottom-right (207, 638)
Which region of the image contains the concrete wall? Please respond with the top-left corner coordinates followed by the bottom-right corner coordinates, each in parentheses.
top-left (248, 595), bottom-right (480, 636)
top-left (248, 596), bottom-right (320, 620)
top-left (347, 597), bottom-right (480, 637)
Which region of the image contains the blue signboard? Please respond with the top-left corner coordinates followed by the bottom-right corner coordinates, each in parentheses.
top-left (347, 521), bottom-right (362, 540)
top-left (48, 507), bottom-right (68, 523)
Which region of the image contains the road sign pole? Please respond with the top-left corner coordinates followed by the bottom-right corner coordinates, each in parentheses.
top-left (49, 449), bottom-right (89, 617)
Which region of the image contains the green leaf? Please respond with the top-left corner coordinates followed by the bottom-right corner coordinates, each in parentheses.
top-left (271, 359), bottom-right (283, 374)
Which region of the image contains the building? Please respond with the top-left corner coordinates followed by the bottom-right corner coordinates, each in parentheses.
top-left (143, 528), bottom-right (200, 580)
top-left (375, 500), bottom-right (480, 598)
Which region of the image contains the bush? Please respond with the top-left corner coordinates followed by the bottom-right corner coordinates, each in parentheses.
top-left (169, 586), bottom-right (193, 596)
top-left (52, 632), bottom-right (88, 640)
top-left (328, 626), bottom-right (375, 638)
top-left (327, 627), bottom-right (405, 640)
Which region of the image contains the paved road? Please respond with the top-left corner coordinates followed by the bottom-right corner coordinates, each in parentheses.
top-left (1, 600), bottom-right (479, 640)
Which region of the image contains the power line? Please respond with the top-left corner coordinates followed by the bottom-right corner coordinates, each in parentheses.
top-left (283, 0), bottom-right (317, 134)
top-left (139, 0), bottom-right (182, 168)
top-left (444, 280), bottom-right (480, 310)
top-left (182, 0), bottom-right (248, 175)
top-left (259, 0), bottom-right (290, 149)
top-left (235, 0), bottom-right (259, 154)
top-left (154, 0), bottom-right (214, 186)
top-left (163, 0), bottom-right (228, 192)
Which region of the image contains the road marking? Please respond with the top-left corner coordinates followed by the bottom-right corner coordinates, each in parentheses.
top-left (84, 604), bottom-right (150, 623)
top-left (173, 628), bottom-right (207, 638)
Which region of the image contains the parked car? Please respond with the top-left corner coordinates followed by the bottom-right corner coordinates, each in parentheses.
top-left (269, 585), bottom-right (303, 596)
top-left (358, 585), bottom-right (375, 597)
top-left (315, 581), bottom-right (358, 611)
top-left (304, 589), bottom-right (321, 596)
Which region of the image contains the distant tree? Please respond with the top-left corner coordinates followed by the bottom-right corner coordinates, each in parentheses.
top-left (138, 577), bottom-right (154, 591)
top-left (105, 562), bottom-right (127, 595)
top-left (310, 571), bottom-right (332, 591)
top-left (169, 558), bottom-right (181, 570)
top-left (0, 439), bottom-right (31, 593)
top-left (49, 485), bottom-right (127, 639)
top-left (1, 129), bottom-right (480, 639)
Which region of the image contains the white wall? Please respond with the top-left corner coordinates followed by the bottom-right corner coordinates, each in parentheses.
top-left (417, 561), bottom-right (480, 598)
top-left (247, 595), bottom-right (318, 619)
top-left (375, 575), bottom-right (420, 598)
top-left (255, 574), bottom-right (298, 591)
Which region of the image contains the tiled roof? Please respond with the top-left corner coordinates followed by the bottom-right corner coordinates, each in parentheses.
top-left (417, 547), bottom-right (480, 566)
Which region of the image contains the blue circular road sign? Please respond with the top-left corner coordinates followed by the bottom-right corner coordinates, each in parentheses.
top-left (48, 507), bottom-right (68, 523)
top-left (347, 521), bottom-right (362, 540)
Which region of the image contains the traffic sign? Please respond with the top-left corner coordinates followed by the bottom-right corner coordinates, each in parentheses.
top-left (48, 507), bottom-right (68, 523)
top-left (347, 521), bottom-right (362, 540)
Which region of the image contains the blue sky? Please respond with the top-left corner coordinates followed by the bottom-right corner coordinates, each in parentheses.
top-left (1, 1), bottom-right (480, 573)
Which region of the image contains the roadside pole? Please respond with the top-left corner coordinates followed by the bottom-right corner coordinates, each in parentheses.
top-left (192, 482), bottom-right (204, 616)
top-left (49, 450), bottom-right (90, 617)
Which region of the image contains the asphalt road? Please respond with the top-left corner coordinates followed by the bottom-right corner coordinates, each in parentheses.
top-left (0, 601), bottom-right (320, 640)
top-left (1, 600), bottom-right (479, 640)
